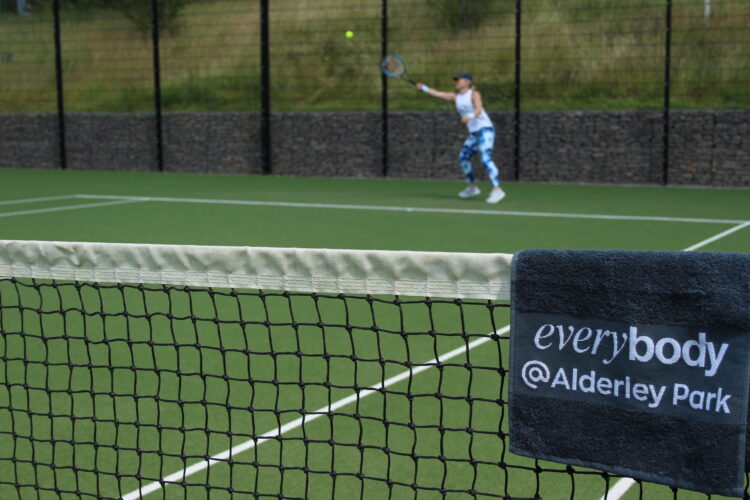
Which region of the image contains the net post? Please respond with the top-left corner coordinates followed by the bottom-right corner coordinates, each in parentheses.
top-left (150, 0), bottom-right (165, 172)
top-left (260, 0), bottom-right (272, 175)
top-left (662, 0), bottom-right (672, 186)
top-left (513, 0), bottom-right (522, 181)
top-left (52, 0), bottom-right (67, 170)
top-left (380, 0), bottom-right (389, 177)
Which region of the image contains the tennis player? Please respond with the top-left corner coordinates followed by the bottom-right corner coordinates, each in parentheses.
top-left (415, 73), bottom-right (505, 203)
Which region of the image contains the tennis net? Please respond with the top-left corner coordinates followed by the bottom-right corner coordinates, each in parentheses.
top-left (0, 240), bottom-right (745, 499)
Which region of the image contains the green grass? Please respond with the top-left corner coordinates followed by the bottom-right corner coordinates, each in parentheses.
top-left (0, 169), bottom-right (748, 499)
top-left (0, 0), bottom-right (748, 113)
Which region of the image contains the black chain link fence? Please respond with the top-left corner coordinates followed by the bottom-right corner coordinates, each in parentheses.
top-left (0, 0), bottom-right (748, 185)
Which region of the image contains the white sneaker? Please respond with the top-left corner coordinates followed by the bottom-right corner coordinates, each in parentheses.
top-left (458, 186), bottom-right (481, 198)
top-left (486, 188), bottom-right (506, 204)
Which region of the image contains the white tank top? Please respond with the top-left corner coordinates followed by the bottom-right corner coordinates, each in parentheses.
top-left (455, 89), bottom-right (494, 133)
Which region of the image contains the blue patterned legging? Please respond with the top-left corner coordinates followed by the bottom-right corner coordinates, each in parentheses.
top-left (458, 127), bottom-right (500, 187)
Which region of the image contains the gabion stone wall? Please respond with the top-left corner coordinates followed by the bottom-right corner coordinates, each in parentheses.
top-left (270, 112), bottom-right (380, 178)
top-left (517, 111), bottom-right (664, 184)
top-left (164, 113), bottom-right (263, 175)
top-left (1, 110), bottom-right (748, 187)
top-left (0, 113), bottom-right (60, 170)
top-left (670, 110), bottom-right (750, 187)
top-left (66, 114), bottom-right (158, 172)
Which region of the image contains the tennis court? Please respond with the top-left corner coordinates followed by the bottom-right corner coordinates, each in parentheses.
top-left (0, 168), bottom-right (749, 500)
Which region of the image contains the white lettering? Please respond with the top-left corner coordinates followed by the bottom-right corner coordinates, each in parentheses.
top-left (655, 337), bottom-right (682, 364)
top-left (614, 378), bottom-right (625, 397)
top-left (539, 368), bottom-right (677, 410)
top-left (682, 333), bottom-right (706, 368)
top-left (632, 383), bottom-right (648, 402)
top-left (625, 377), bottom-right (631, 399)
top-left (534, 324), bottom-right (555, 350)
top-left (579, 370), bottom-right (596, 393)
top-left (597, 377), bottom-right (612, 395)
top-left (689, 390), bottom-right (705, 410)
top-left (706, 340), bottom-right (729, 377)
top-left (715, 387), bottom-right (731, 413)
top-left (648, 385), bottom-right (666, 408)
top-left (603, 332), bottom-right (628, 365)
top-left (629, 326), bottom-right (654, 363)
top-left (673, 383), bottom-right (689, 405)
top-left (591, 329), bottom-right (608, 355)
top-left (551, 368), bottom-right (570, 389)
top-left (557, 325), bottom-right (575, 350)
top-left (533, 323), bottom-right (730, 377)
top-left (672, 384), bottom-right (732, 414)
top-left (573, 328), bottom-right (593, 353)
top-left (705, 391), bottom-right (716, 410)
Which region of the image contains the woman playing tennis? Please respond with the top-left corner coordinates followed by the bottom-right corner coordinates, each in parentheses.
top-left (415, 73), bottom-right (506, 203)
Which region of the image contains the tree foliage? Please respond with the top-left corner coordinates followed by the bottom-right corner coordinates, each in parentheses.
top-left (108, 0), bottom-right (194, 35)
top-left (425, 0), bottom-right (494, 31)
top-left (45, 0), bottom-right (194, 35)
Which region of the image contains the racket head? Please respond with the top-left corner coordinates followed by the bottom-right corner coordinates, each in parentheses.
top-left (381, 54), bottom-right (407, 79)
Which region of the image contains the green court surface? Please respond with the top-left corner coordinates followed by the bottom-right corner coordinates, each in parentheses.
top-left (0, 168), bottom-right (748, 500)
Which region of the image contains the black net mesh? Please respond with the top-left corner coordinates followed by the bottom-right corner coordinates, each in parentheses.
top-left (0, 277), bottom-right (748, 499)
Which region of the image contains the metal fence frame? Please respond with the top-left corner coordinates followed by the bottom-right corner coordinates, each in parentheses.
top-left (47, 0), bottom-right (679, 184)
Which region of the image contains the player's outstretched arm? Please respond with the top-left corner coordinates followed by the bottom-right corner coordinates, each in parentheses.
top-left (414, 83), bottom-right (455, 101)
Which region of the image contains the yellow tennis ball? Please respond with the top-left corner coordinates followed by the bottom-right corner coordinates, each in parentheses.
top-left (345, 30), bottom-right (354, 39)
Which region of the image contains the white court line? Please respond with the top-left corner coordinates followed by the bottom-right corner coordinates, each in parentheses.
top-left (682, 221), bottom-right (750, 252)
top-left (120, 325), bottom-right (511, 500)
top-left (0, 199), bottom-right (145, 218)
top-left (0, 195), bottom-right (78, 206)
top-left (74, 194), bottom-right (748, 225)
top-left (600, 222), bottom-right (750, 500)
top-left (600, 478), bottom-right (637, 500)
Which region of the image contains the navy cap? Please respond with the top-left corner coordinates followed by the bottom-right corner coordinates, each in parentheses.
top-left (453, 72), bottom-right (473, 81)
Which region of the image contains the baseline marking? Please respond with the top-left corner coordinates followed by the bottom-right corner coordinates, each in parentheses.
top-left (120, 325), bottom-right (510, 500)
top-left (74, 194), bottom-right (748, 225)
top-left (0, 199), bottom-right (145, 219)
top-left (600, 224), bottom-right (749, 500)
top-left (0, 195), bottom-right (78, 206)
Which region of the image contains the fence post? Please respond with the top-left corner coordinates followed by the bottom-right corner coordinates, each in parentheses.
top-left (260, 0), bottom-right (271, 174)
top-left (662, 0), bottom-right (672, 185)
top-left (150, 0), bottom-right (164, 172)
top-left (513, 0), bottom-right (521, 181)
top-left (52, 0), bottom-right (67, 170)
top-left (381, 0), bottom-right (389, 177)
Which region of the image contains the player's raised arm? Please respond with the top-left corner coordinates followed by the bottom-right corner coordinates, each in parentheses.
top-left (414, 83), bottom-right (455, 102)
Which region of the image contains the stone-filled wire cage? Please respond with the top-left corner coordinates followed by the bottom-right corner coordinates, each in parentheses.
top-left (0, 0), bottom-right (748, 187)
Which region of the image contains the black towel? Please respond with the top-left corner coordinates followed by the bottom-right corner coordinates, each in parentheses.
top-left (509, 249), bottom-right (750, 497)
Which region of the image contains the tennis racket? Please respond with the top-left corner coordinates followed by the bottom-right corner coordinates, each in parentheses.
top-left (381, 54), bottom-right (416, 85)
